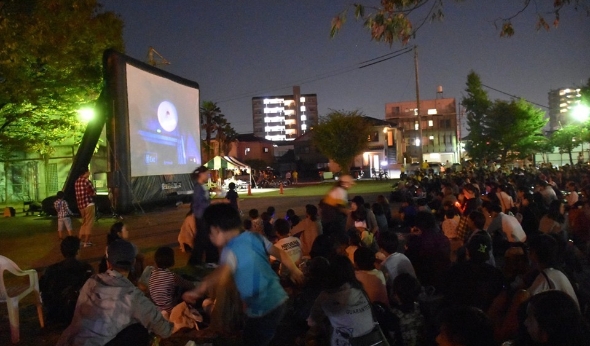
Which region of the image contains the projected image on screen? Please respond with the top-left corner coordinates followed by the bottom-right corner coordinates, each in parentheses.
top-left (126, 64), bottom-right (201, 177)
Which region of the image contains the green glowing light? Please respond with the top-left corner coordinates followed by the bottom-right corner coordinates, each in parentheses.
top-left (77, 107), bottom-right (95, 122)
top-left (572, 104), bottom-right (590, 122)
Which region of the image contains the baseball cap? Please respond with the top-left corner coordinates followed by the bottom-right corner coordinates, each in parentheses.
top-left (107, 239), bottom-right (137, 270)
top-left (466, 234), bottom-right (491, 263)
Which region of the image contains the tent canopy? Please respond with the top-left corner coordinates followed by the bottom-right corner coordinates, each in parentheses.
top-left (204, 156), bottom-right (250, 172)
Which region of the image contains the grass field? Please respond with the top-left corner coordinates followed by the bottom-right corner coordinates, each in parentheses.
top-left (238, 178), bottom-right (398, 198)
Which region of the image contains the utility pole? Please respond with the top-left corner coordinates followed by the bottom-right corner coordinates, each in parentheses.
top-left (414, 46), bottom-right (423, 165)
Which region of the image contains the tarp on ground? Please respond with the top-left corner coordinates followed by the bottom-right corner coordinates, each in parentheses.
top-left (204, 156), bottom-right (250, 173)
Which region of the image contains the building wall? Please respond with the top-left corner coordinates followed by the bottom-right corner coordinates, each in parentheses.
top-left (385, 97), bottom-right (458, 163)
top-left (252, 86), bottom-right (318, 141)
top-left (235, 141), bottom-right (274, 165)
top-left (0, 144), bottom-right (108, 205)
top-left (548, 88), bottom-right (582, 132)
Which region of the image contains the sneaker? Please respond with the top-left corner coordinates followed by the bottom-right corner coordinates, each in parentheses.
top-left (83, 242), bottom-right (94, 247)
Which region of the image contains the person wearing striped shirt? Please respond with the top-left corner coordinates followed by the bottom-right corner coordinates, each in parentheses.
top-left (74, 167), bottom-right (96, 247)
top-left (149, 247), bottom-right (195, 317)
top-left (54, 190), bottom-right (73, 240)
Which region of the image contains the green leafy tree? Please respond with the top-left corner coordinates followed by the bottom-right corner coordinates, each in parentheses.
top-left (0, 0), bottom-right (124, 157)
top-left (533, 136), bottom-right (555, 164)
top-left (484, 99), bottom-right (547, 165)
top-left (200, 101), bottom-right (221, 161)
top-left (216, 117), bottom-right (238, 156)
top-left (331, 1), bottom-right (588, 45)
top-left (551, 125), bottom-right (587, 165)
top-left (461, 71), bottom-right (493, 165)
top-left (312, 110), bottom-right (372, 174)
top-left (200, 101), bottom-right (237, 160)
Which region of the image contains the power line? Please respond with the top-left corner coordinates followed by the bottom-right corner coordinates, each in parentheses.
top-left (215, 47), bottom-right (414, 104)
top-left (481, 83), bottom-right (548, 109)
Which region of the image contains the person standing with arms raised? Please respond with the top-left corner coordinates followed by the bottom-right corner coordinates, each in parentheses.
top-left (75, 167), bottom-right (96, 247)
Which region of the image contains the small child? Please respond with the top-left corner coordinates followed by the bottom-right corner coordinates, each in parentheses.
top-left (54, 191), bottom-right (73, 240)
top-left (442, 208), bottom-right (460, 240)
top-left (249, 209), bottom-right (263, 235)
top-left (285, 209), bottom-right (301, 227)
top-left (225, 182), bottom-right (239, 211)
top-left (261, 212), bottom-right (275, 242)
top-left (149, 247), bottom-right (195, 317)
top-left (267, 206), bottom-right (276, 225)
top-left (243, 219), bottom-right (252, 233)
top-left (273, 219), bottom-right (302, 276)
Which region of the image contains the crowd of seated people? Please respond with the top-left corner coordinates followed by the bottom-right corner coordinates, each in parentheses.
top-left (37, 162), bottom-right (590, 345)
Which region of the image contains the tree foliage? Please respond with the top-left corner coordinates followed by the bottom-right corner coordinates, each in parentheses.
top-left (461, 71), bottom-right (493, 165)
top-left (200, 101), bottom-right (237, 160)
top-left (331, 0), bottom-right (589, 45)
top-left (0, 0), bottom-right (124, 157)
top-left (311, 110), bottom-right (372, 174)
top-left (461, 71), bottom-right (546, 165)
top-left (485, 99), bottom-right (547, 164)
top-left (551, 124), bottom-right (585, 165)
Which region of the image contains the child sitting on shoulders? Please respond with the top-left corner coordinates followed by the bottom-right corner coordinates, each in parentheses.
top-left (149, 246), bottom-right (195, 318)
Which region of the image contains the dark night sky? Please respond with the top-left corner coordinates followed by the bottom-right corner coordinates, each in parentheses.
top-left (100, 1), bottom-right (590, 134)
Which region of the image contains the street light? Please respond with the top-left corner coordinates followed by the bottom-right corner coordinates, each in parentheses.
top-left (77, 107), bottom-right (95, 123)
top-left (572, 104), bottom-right (590, 122)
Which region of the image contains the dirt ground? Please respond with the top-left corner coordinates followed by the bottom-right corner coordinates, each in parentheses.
top-left (0, 191), bottom-right (346, 346)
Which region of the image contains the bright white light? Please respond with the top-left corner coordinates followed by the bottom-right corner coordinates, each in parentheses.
top-left (263, 98), bottom-right (284, 105)
top-left (415, 138), bottom-right (420, 146)
top-left (427, 109), bottom-right (437, 115)
top-left (381, 161), bottom-right (388, 166)
top-left (264, 107), bottom-right (284, 113)
top-left (77, 107), bottom-right (95, 122)
top-left (572, 104), bottom-right (590, 122)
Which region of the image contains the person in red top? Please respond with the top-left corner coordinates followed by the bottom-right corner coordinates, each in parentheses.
top-left (75, 167), bottom-right (96, 247)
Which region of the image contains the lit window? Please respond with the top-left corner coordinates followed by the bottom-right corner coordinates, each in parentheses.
top-left (415, 138), bottom-right (421, 146)
top-left (427, 109), bottom-right (437, 115)
top-left (264, 147), bottom-right (269, 153)
top-left (301, 115), bottom-right (307, 121)
top-left (414, 122), bottom-right (419, 130)
top-left (302, 124), bottom-right (307, 130)
top-left (300, 97), bottom-right (306, 102)
top-left (429, 136), bottom-right (434, 140)
top-left (300, 106), bottom-right (306, 112)
top-left (428, 120), bottom-right (433, 127)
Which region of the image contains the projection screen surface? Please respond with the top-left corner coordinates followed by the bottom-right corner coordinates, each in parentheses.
top-left (126, 63), bottom-right (201, 177)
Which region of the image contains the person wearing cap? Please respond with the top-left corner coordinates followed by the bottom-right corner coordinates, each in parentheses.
top-left (441, 233), bottom-right (504, 312)
top-left (319, 174), bottom-right (355, 237)
top-left (57, 239), bottom-right (173, 346)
